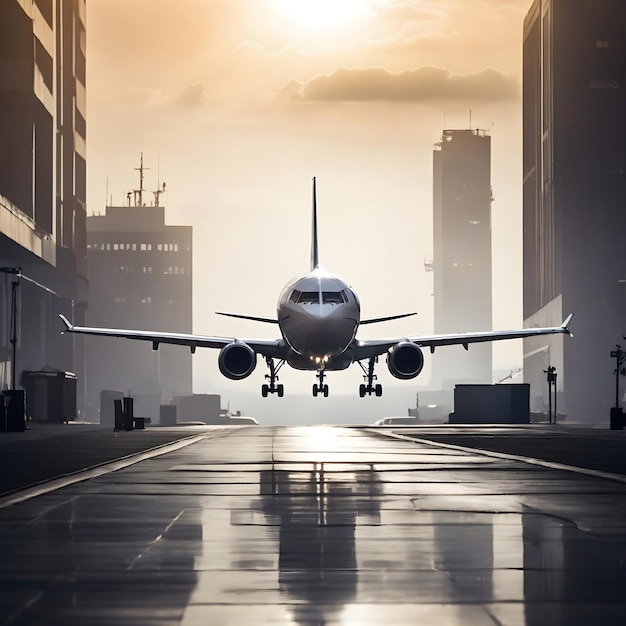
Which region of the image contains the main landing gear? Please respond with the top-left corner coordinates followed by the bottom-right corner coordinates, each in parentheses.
top-left (312, 369), bottom-right (329, 397)
top-left (358, 357), bottom-right (383, 397)
top-left (261, 357), bottom-right (285, 397)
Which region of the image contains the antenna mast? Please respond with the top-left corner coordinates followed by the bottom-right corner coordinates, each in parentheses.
top-left (153, 155), bottom-right (166, 207)
top-left (133, 153), bottom-right (149, 207)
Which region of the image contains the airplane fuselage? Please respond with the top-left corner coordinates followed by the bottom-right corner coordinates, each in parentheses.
top-left (277, 268), bottom-right (360, 371)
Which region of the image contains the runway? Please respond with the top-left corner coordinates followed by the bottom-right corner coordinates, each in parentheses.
top-left (1, 424), bottom-right (626, 625)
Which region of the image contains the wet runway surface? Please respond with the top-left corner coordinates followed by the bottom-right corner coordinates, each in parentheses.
top-left (2, 425), bottom-right (626, 625)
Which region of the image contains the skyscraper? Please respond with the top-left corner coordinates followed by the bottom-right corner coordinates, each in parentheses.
top-left (0, 1), bottom-right (87, 408)
top-left (85, 157), bottom-right (193, 420)
top-left (523, 0), bottom-right (626, 420)
top-left (432, 128), bottom-right (493, 388)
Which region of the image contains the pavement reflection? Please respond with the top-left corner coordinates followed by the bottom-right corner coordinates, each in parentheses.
top-left (256, 463), bottom-right (381, 625)
top-left (2, 425), bottom-right (626, 624)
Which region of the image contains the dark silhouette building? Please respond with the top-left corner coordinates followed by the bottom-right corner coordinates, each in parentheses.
top-left (0, 1), bottom-right (87, 411)
top-left (432, 128), bottom-right (493, 388)
top-left (85, 157), bottom-right (193, 421)
top-left (523, 0), bottom-right (626, 420)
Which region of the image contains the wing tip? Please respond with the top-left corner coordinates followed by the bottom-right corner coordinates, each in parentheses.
top-left (59, 314), bottom-right (72, 332)
top-left (561, 313), bottom-right (573, 336)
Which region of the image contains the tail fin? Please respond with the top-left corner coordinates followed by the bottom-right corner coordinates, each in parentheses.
top-left (310, 177), bottom-right (319, 270)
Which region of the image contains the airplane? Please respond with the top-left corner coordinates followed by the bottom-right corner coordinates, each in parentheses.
top-left (59, 178), bottom-right (573, 398)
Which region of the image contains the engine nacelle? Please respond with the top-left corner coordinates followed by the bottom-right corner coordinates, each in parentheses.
top-left (218, 342), bottom-right (257, 380)
top-left (387, 341), bottom-right (424, 380)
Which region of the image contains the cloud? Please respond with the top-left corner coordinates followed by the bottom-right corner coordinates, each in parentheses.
top-left (176, 82), bottom-right (207, 108)
top-left (278, 66), bottom-right (519, 103)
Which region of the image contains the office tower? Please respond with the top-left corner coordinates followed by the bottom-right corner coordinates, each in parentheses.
top-left (432, 128), bottom-right (493, 388)
top-left (0, 1), bottom-right (87, 410)
top-left (85, 157), bottom-right (193, 420)
top-left (523, 0), bottom-right (626, 420)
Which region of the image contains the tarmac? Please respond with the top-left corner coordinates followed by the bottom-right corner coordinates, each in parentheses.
top-left (1, 420), bottom-right (626, 625)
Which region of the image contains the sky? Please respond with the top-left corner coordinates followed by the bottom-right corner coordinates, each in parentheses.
top-left (87, 0), bottom-right (531, 422)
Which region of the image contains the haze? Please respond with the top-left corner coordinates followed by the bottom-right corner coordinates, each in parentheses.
top-left (87, 0), bottom-right (527, 423)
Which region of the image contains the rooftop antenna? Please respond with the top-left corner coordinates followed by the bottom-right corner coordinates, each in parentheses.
top-left (469, 108), bottom-right (472, 130)
top-left (153, 155), bottom-right (166, 207)
top-left (133, 153), bottom-right (149, 207)
top-left (153, 182), bottom-right (166, 207)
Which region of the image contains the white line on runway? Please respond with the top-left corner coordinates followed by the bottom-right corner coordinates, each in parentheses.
top-left (369, 429), bottom-right (626, 485)
top-left (0, 434), bottom-right (209, 510)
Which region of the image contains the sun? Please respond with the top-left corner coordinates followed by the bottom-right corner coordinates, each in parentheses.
top-left (275, 0), bottom-right (373, 30)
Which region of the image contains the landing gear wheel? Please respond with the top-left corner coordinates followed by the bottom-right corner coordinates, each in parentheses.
top-left (262, 357), bottom-right (286, 397)
top-left (313, 370), bottom-right (329, 397)
top-left (357, 357), bottom-right (382, 397)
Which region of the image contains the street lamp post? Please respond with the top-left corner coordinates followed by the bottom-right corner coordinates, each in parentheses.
top-left (1, 267), bottom-right (21, 390)
top-left (610, 344), bottom-right (625, 430)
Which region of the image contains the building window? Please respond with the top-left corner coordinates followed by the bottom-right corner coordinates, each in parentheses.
top-left (141, 297), bottom-right (152, 304)
top-left (113, 297), bottom-right (126, 303)
top-left (589, 79), bottom-right (622, 89)
top-left (142, 266), bottom-right (152, 274)
top-left (588, 40), bottom-right (620, 48)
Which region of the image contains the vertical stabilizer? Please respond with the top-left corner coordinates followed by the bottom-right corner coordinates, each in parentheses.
top-left (310, 177), bottom-right (319, 270)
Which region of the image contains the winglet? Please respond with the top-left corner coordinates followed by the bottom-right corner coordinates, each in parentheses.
top-left (561, 313), bottom-right (574, 337)
top-left (59, 314), bottom-right (73, 332)
top-left (310, 177), bottom-right (319, 270)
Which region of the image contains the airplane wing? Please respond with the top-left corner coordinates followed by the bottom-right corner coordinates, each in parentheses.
top-left (58, 315), bottom-right (287, 359)
top-left (351, 314), bottom-right (574, 360)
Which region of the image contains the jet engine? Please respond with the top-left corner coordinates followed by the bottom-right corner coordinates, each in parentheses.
top-left (218, 342), bottom-right (257, 380)
top-left (387, 341), bottom-right (424, 380)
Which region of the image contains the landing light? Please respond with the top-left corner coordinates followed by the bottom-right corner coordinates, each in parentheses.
top-left (310, 355), bottom-right (330, 364)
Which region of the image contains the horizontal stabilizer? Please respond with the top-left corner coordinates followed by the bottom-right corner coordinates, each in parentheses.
top-left (360, 312), bottom-right (417, 325)
top-left (215, 312), bottom-right (279, 324)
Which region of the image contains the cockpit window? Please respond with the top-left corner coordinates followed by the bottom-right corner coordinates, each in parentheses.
top-left (298, 291), bottom-right (320, 303)
top-left (289, 289), bottom-right (348, 304)
top-left (322, 291), bottom-right (347, 304)
top-left (289, 289), bottom-right (319, 303)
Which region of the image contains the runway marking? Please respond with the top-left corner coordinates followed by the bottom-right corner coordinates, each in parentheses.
top-left (0, 434), bottom-right (208, 510)
top-left (368, 429), bottom-right (626, 485)
top-left (127, 509), bottom-right (185, 570)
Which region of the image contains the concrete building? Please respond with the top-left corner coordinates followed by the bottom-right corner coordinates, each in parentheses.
top-left (432, 128), bottom-right (493, 389)
top-left (0, 1), bottom-right (87, 411)
top-left (523, 0), bottom-right (626, 420)
top-left (85, 157), bottom-right (193, 421)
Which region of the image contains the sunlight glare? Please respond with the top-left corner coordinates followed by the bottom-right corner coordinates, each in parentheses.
top-left (275, 0), bottom-right (373, 30)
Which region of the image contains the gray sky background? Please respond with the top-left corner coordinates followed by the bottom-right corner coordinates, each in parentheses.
top-left (87, 0), bottom-right (530, 421)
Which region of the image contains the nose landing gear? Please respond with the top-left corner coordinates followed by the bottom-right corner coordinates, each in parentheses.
top-left (261, 357), bottom-right (285, 397)
top-left (312, 369), bottom-right (329, 397)
top-left (358, 357), bottom-right (383, 397)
